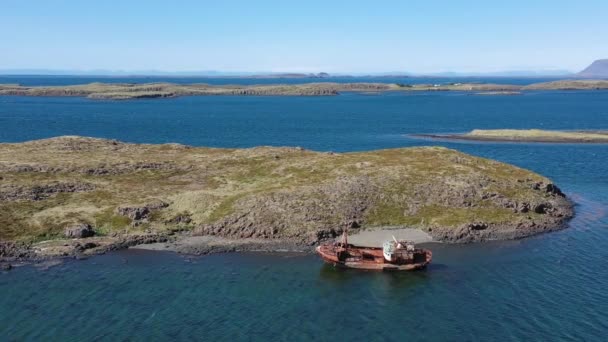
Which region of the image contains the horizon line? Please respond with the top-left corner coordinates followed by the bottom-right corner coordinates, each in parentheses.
top-left (0, 68), bottom-right (578, 78)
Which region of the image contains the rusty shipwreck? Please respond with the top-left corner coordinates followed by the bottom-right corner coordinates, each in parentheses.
top-left (316, 231), bottom-right (432, 271)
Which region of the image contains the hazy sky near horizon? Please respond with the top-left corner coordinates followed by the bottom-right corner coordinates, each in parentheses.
top-left (1, 0), bottom-right (607, 74)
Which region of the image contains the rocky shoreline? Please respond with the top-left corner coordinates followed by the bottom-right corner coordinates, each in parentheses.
top-left (0, 232), bottom-right (322, 271)
top-left (0, 233), bottom-right (169, 264)
top-left (0, 209), bottom-right (573, 269)
top-left (0, 136), bottom-right (574, 269)
top-left (1, 179), bottom-right (574, 265)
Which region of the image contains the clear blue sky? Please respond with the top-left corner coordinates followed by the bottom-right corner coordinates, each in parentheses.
top-left (1, 0), bottom-right (607, 73)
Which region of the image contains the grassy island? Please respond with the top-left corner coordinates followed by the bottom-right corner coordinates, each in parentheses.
top-left (0, 79), bottom-right (607, 99)
top-left (417, 129), bottom-right (608, 143)
top-left (0, 137), bottom-right (572, 260)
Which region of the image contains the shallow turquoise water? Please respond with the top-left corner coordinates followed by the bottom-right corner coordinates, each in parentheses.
top-left (1, 87), bottom-right (607, 340)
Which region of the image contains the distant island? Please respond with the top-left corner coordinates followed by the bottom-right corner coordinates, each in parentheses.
top-left (414, 129), bottom-right (608, 143)
top-left (1, 79), bottom-right (608, 99)
top-left (0, 136), bottom-right (572, 261)
top-left (246, 72), bottom-right (331, 78)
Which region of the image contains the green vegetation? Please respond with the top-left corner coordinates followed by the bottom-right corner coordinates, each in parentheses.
top-left (0, 136), bottom-right (571, 243)
top-left (94, 209), bottom-right (132, 233)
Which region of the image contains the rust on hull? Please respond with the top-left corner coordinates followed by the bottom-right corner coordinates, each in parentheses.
top-left (316, 242), bottom-right (432, 271)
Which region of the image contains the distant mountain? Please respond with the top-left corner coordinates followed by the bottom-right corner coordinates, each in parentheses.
top-left (577, 59), bottom-right (608, 78)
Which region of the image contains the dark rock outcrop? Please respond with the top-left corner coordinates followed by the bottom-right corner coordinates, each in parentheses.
top-left (116, 200), bottom-right (169, 225)
top-left (194, 176), bottom-right (376, 244)
top-left (467, 222), bottom-right (488, 230)
top-left (64, 223), bottom-right (95, 238)
top-left (75, 241), bottom-right (98, 251)
top-left (165, 213), bottom-right (192, 225)
top-left (0, 182), bottom-right (95, 201)
top-left (532, 182), bottom-right (565, 197)
top-left (312, 228), bottom-right (341, 245)
top-left (0, 241), bottom-right (34, 259)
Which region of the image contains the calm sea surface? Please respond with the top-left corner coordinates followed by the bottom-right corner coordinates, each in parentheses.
top-left (0, 78), bottom-right (607, 341)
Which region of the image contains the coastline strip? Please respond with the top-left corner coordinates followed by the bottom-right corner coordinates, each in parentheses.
top-left (1, 79), bottom-right (608, 99)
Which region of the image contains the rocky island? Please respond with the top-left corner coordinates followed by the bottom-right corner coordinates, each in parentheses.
top-left (1, 79), bottom-right (608, 99)
top-left (0, 136), bottom-right (573, 263)
top-left (416, 129), bottom-right (608, 143)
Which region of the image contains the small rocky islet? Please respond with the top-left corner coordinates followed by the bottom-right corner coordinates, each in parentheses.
top-left (415, 129), bottom-right (608, 143)
top-left (0, 136), bottom-right (573, 263)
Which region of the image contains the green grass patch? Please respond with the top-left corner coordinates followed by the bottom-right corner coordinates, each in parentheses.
top-left (93, 208), bottom-right (132, 232)
top-left (205, 195), bottom-right (243, 223)
top-left (365, 203), bottom-right (518, 229)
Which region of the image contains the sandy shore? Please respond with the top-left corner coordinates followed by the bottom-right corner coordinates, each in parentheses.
top-left (131, 227), bottom-right (433, 255)
top-left (130, 235), bottom-right (311, 254)
top-left (347, 228), bottom-right (433, 246)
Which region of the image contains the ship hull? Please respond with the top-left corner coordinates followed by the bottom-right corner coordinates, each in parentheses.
top-left (316, 243), bottom-right (432, 271)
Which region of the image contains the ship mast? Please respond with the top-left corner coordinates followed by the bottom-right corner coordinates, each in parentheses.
top-left (342, 226), bottom-right (348, 248)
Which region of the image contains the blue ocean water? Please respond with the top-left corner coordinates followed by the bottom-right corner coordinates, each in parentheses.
top-left (1, 85), bottom-right (607, 340)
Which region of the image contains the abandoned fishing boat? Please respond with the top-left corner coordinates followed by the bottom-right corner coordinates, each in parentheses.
top-left (316, 231), bottom-right (432, 271)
